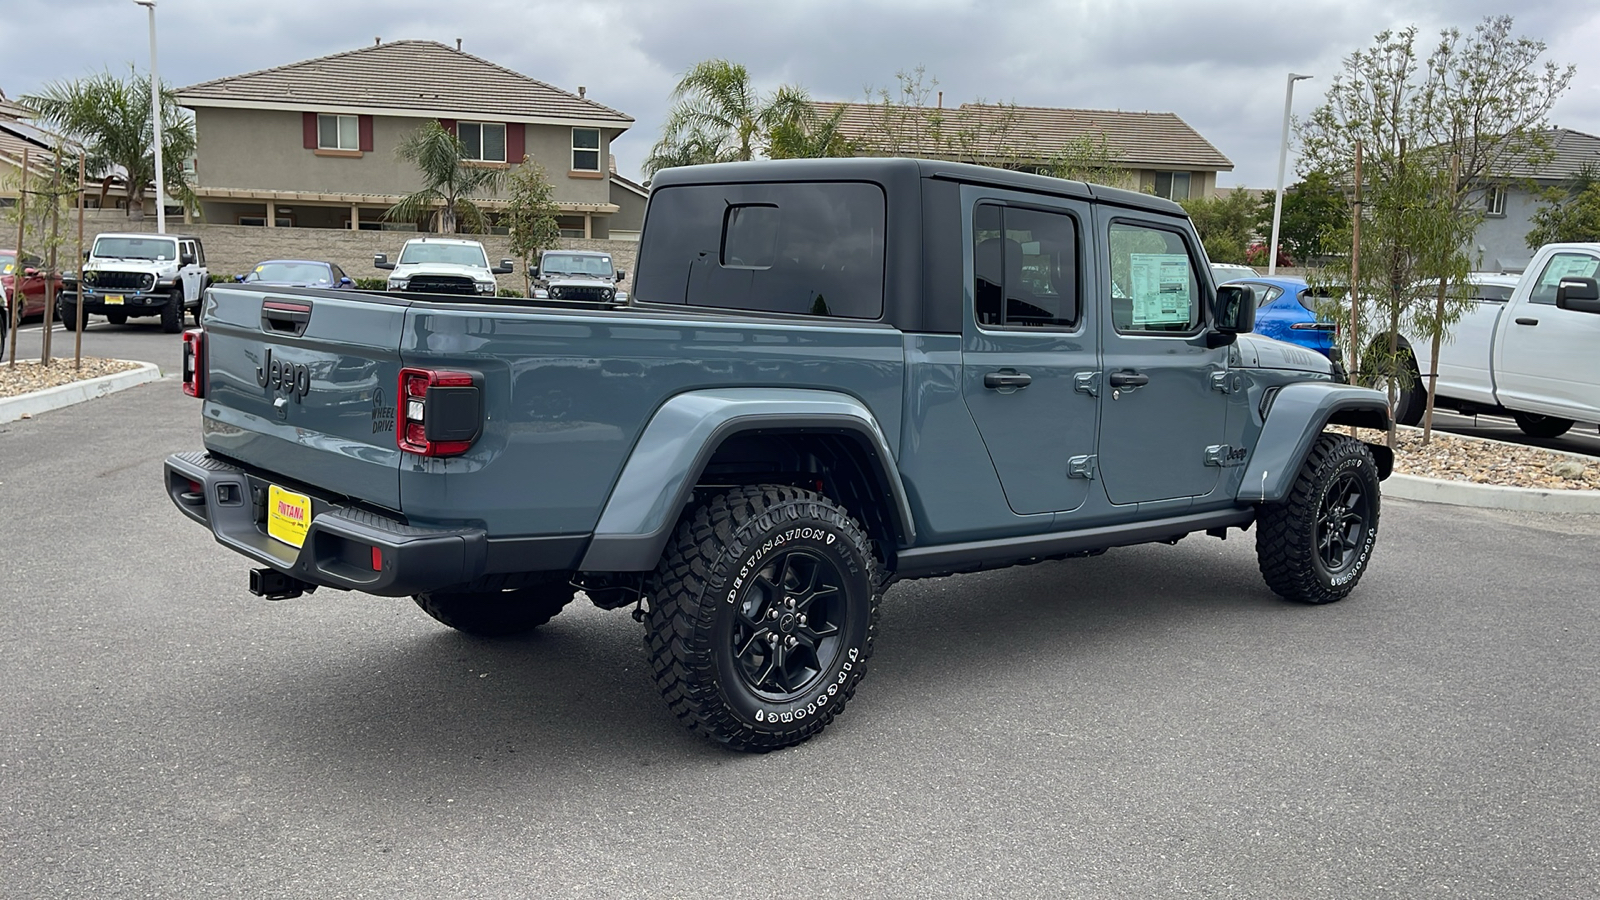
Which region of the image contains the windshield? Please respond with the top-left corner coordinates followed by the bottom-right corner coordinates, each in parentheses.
top-left (397, 242), bottom-right (489, 268)
top-left (246, 262), bottom-right (333, 284)
top-left (92, 236), bottom-right (179, 261)
top-left (542, 254), bottom-right (613, 278)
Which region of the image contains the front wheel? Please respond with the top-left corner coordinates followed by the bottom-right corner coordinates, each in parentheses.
top-left (412, 582), bottom-right (575, 637)
top-left (159, 291), bottom-right (183, 333)
top-left (645, 484), bottom-right (882, 752)
top-left (1257, 434), bottom-right (1381, 604)
top-left (1512, 412), bottom-right (1573, 439)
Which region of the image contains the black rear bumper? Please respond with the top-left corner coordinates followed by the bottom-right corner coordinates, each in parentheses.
top-left (164, 451), bottom-right (585, 597)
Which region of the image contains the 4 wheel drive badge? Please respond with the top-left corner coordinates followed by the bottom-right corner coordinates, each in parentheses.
top-left (256, 347), bottom-right (311, 403)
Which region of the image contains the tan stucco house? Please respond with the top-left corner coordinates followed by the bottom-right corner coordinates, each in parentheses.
top-left (815, 101), bottom-right (1233, 200)
top-left (174, 40), bottom-right (634, 237)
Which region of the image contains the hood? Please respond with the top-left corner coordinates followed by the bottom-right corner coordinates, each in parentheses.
top-left (1233, 333), bottom-right (1335, 376)
top-left (393, 261), bottom-right (491, 278)
top-left (543, 272), bottom-right (614, 286)
top-left (87, 258), bottom-right (177, 273)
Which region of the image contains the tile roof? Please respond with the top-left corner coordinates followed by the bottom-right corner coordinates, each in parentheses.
top-left (814, 102), bottom-right (1232, 171)
top-left (0, 121), bottom-right (75, 180)
top-left (1498, 128), bottom-right (1600, 180)
top-left (175, 40), bottom-right (632, 127)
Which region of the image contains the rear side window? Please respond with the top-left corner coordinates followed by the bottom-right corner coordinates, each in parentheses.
top-left (973, 203), bottom-right (1080, 329)
top-left (633, 182), bottom-right (885, 318)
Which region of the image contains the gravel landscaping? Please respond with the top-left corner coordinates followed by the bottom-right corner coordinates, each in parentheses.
top-left (1, 359), bottom-right (1593, 491)
top-left (0, 358), bottom-right (146, 399)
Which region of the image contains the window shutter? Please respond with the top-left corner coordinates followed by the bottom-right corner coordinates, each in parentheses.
top-left (358, 115), bottom-right (374, 152)
top-left (507, 123), bottom-right (525, 165)
top-left (302, 112), bottom-right (318, 149)
top-left (438, 118), bottom-right (456, 135)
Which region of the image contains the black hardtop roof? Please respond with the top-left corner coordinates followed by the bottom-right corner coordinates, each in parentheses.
top-left (647, 157), bottom-right (1185, 217)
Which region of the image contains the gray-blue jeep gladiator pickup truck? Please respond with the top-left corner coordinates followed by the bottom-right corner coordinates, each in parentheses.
top-left (166, 158), bottom-right (1393, 752)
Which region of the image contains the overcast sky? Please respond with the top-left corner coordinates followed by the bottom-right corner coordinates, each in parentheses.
top-left (2, 0), bottom-right (1596, 189)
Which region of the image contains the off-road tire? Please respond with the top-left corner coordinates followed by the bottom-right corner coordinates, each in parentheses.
top-left (644, 484), bottom-right (882, 753)
top-left (412, 582), bottom-right (576, 637)
top-left (1512, 412), bottom-right (1573, 439)
top-left (105, 310), bottom-right (128, 326)
top-left (59, 302), bottom-right (79, 330)
top-left (1257, 434), bottom-right (1381, 604)
top-left (1361, 340), bottom-right (1426, 427)
top-left (159, 291), bottom-right (183, 333)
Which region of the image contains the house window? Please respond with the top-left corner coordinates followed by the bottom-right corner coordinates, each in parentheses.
top-left (1153, 171), bottom-right (1192, 201)
top-left (572, 128), bottom-right (601, 171)
top-left (317, 114), bottom-right (358, 151)
top-left (458, 122), bottom-right (506, 163)
top-left (1485, 185), bottom-right (1506, 217)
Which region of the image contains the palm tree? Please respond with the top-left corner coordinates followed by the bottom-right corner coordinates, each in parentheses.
top-left (386, 121), bottom-right (504, 234)
top-left (22, 68), bottom-right (196, 219)
top-left (768, 104), bottom-right (855, 159)
top-left (643, 60), bottom-right (816, 176)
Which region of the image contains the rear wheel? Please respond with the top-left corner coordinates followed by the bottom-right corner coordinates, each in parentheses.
top-left (1512, 412), bottom-right (1573, 439)
top-left (1257, 434), bottom-right (1382, 605)
top-left (412, 582), bottom-right (576, 637)
top-left (644, 484), bottom-right (881, 752)
top-left (1361, 339), bottom-right (1426, 427)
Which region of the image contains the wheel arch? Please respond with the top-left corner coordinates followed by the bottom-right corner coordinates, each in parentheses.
top-left (578, 389), bottom-right (913, 573)
top-left (1238, 382), bottom-right (1393, 504)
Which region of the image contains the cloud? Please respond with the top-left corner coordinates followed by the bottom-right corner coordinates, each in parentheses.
top-left (2, 0), bottom-right (1594, 186)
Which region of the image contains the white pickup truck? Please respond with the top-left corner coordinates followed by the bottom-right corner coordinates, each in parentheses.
top-left (1400, 242), bottom-right (1600, 437)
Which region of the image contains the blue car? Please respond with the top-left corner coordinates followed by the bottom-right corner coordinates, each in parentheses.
top-left (1225, 275), bottom-right (1341, 363)
top-left (237, 260), bottom-right (354, 289)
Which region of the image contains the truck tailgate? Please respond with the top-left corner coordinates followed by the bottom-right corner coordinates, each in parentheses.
top-left (201, 286), bottom-right (409, 510)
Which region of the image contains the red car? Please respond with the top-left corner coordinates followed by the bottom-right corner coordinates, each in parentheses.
top-left (2, 248), bottom-right (65, 320)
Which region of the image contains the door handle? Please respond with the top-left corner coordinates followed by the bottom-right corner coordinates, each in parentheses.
top-left (1514, 317), bottom-right (1538, 326)
top-left (983, 371), bottom-right (1032, 390)
top-left (1107, 371), bottom-right (1150, 388)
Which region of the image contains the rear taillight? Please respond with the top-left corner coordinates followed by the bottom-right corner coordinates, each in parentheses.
top-left (397, 367), bottom-right (481, 457)
top-left (182, 328), bottom-right (205, 398)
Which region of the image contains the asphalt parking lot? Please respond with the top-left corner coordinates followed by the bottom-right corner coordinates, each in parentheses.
top-left (2, 374), bottom-right (1597, 898)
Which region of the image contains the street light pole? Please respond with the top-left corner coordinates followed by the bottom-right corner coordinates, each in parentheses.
top-left (1267, 72), bottom-right (1311, 276)
top-left (134, 0), bottom-right (164, 233)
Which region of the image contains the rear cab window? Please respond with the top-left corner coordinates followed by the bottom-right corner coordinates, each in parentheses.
top-left (633, 181), bottom-right (886, 319)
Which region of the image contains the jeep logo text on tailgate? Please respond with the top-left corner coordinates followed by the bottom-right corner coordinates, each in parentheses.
top-left (256, 348), bottom-right (311, 402)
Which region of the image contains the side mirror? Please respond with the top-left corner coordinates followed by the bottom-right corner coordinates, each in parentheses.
top-left (339, 276), bottom-right (353, 286)
top-left (1556, 276), bottom-right (1600, 314)
top-left (23, 267), bottom-right (39, 277)
top-left (1208, 284), bottom-right (1256, 347)
top-left (615, 269), bottom-right (627, 282)
top-left (234, 274), bottom-right (245, 283)
top-left (491, 258), bottom-right (515, 275)
top-left (181, 254), bottom-right (196, 266)
top-left (82, 249), bottom-right (91, 260)
top-left (373, 253), bottom-right (394, 270)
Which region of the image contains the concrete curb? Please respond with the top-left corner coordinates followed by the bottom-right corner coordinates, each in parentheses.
top-left (1385, 473), bottom-right (1600, 514)
top-left (0, 361), bottom-right (164, 424)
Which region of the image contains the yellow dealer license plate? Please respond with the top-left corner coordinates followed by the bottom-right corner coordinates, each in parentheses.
top-left (106, 294), bottom-right (124, 305)
top-left (267, 485), bottom-right (311, 549)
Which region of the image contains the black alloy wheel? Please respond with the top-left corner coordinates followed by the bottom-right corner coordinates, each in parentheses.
top-left (1315, 469), bottom-right (1375, 579)
top-left (728, 547), bottom-right (847, 702)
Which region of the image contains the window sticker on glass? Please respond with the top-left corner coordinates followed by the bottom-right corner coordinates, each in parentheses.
top-left (1540, 255), bottom-right (1599, 286)
top-left (1128, 253), bottom-right (1192, 326)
